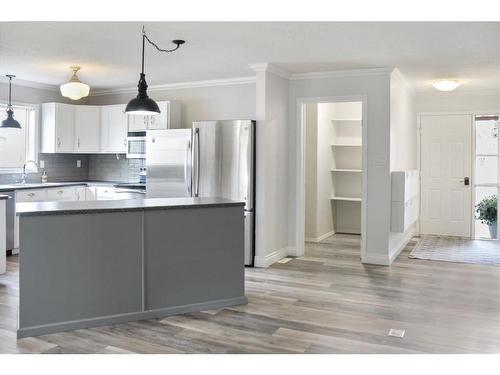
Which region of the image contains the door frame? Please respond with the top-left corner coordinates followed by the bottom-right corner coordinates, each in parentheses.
top-left (294, 95), bottom-right (368, 259)
top-left (417, 110), bottom-right (500, 239)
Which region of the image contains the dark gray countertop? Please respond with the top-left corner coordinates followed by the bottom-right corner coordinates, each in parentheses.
top-left (0, 194), bottom-right (11, 200)
top-left (16, 197), bottom-right (245, 216)
top-left (0, 181), bottom-right (134, 192)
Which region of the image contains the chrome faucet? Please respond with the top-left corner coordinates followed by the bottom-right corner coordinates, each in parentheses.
top-left (21, 160), bottom-right (40, 184)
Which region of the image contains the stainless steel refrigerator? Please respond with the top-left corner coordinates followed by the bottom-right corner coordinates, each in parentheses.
top-left (192, 120), bottom-right (255, 266)
top-left (146, 129), bottom-right (193, 198)
top-left (146, 120), bottom-right (256, 266)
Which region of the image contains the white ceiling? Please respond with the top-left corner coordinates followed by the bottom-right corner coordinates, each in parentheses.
top-left (1, 22), bottom-right (500, 94)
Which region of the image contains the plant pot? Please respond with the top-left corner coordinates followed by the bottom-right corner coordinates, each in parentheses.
top-left (488, 222), bottom-right (498, 239)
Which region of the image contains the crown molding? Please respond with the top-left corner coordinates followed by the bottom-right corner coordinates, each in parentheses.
top-left (0, 77), bottom-right (59, 92)
top-left (91, 76), bottom-right (256, 96)
top-left (391, 68), bottom-right (416, 96)
top-left (248, 63), bottom-right (291, 80)
top-left (290, 67), bottom-right (394, 81)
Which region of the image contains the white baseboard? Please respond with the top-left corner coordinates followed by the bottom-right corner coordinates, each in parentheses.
top-left (253, 247), bottom-right (288, 268)
top-left (362, 227), bottom-right (415, 266)
top-left (361, 252), bottom-right (391, 266)
top-left (304, 230), bottom-right (335, 243)
top-left (388, 227), bottom-right (415, 264)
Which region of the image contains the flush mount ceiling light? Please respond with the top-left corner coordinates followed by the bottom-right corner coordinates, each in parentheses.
top-left (1, 75), bottom-right (21, 129)
top-left (126, 26), bottom-right (185, 116)
top-left (432, 79), bottom-right (461, 92)
top-left (60, 66), bottom-right (90, 100)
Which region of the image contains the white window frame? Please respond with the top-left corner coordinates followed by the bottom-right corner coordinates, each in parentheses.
top-left (0, 101), bottom-right (40, 174)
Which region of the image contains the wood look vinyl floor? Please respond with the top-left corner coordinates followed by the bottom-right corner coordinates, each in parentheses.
top-left (2, 234), bottom-right (500, 354)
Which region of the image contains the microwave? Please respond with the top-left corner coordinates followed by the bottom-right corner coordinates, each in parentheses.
top-left (126, 131), bottom-right (146, 159)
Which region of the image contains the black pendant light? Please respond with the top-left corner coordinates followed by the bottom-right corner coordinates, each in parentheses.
top-left (1, 75), bottom-right (21, 129)
top-left (126, 26), bottom-right (185, 116)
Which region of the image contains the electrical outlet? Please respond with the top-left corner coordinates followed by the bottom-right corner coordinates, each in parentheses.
top-left (39, 160), bottom-right (45, 169)
top-left (76, 160), bottom-right (81, 168)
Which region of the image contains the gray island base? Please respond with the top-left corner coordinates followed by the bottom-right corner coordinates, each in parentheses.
top-left (16, 197), bottom-right (246, 338)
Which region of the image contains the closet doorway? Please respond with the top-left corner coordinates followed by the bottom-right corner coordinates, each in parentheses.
top-left (300, 97), bottom-right (366, 259)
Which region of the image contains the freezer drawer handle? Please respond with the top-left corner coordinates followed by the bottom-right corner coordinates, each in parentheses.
top-left (194, 128), bottom-right (200, 197)
top-left (186, 139), bottom-right (192, 195)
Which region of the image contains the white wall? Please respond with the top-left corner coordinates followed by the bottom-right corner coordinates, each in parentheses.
top-left (304, 103), bottom-right (318, 240)
top-left (388, 70), bottom-right (417, 262)
top-left (253, 68), bottom-right (290, 267)
top-left (315, 103), bottom-right (335, 239)
top-left (416, 93), bottom-right (500, 113)
top-left (304, 103), bottom-right (336, 242)
top-left (288, 70), bottom-right (392, 264)
top-left (0, 82), bottom-right (76, 105)
top-left (88, 83), bottom-right (256, 128)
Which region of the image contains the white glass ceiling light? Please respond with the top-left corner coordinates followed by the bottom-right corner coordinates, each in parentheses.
top-left (60, 66), bottom-right (90, 100)
top-left (432, 79), bottom-right (460, 92)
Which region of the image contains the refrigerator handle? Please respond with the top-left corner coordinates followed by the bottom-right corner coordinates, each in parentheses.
top-left (194, 128), bottom-right (200, 197)
top-left (185, 139), bottom-right (192, 195)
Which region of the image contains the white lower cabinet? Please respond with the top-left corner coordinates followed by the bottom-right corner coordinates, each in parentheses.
top-left (75, 187), bottom-right (87, 201)
top-left (95, 186), bottom-right (115, 200)
top-left (84, 187), bottom-right (96, 200)
top-left (47, 186), bottom-right (77, 201)
top-left (16, 188), bottom-right (48, 202)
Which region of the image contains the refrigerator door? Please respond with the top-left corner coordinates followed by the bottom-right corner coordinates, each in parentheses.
top-left (146, 129), bottom-right (192, 198)
top-left (193, 120), bottom-right (255, 209)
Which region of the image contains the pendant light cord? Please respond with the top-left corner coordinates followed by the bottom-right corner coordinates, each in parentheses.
top-left (6, 75), bottom-right (14, 108)
top-left (142, 26), bottom-right (185, 54)
top-left (8, 77), bottom-right (12, 106)
top-left (140, 26), bottom-right (185, 74)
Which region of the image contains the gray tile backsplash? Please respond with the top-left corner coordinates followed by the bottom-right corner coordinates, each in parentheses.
top-left (39, 154), bottom-right (90, 181)
top-left (0, 154), bottom-right (89, 184)
top-left (88, 154), bottom-right (144, 183)
top-left (0, 153), bottom-right (143, 185)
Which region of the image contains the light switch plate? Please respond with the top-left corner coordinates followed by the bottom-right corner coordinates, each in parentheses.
top-left (76, 160), bottom-right (81, 168)
top-left (39, 160), bottom-right (45, 168)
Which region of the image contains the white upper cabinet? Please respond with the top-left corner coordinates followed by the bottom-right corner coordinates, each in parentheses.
top-left (74, 106), bottom-right (101, 153)
top-left (128, 101), bottom-right (182, 131)
top-left (41, 103), bottom-right (75, 153)
top-left (41, 101), bottom-right (179, 154)
top-left (100, 104), bottom-right (128, 153)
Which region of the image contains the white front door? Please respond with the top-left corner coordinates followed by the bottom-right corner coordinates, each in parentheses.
top-left (420, 114), bottom-right (473, 237)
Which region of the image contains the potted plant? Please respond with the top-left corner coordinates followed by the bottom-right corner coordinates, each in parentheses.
top-left (476, 195), bottom-right (498, 238)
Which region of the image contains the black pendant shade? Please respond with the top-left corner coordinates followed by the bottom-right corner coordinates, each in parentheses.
top-left (125, 73), bottom-right (160, 115)
top-left (126, 26), bottom-right (184, 116)
top-left (1, 75), bottom-right (21, 129)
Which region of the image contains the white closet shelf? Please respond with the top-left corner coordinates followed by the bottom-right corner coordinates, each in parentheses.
top-left (330, 168), bottom-right (362, 173)
top-left (331, 196), bottom-right (362, 202)
top-left (331, 143), bottom-right (362, 147)
top-left (331, 118), bottom-right (362, 121)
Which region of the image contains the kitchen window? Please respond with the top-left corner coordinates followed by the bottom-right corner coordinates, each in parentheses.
top-left (0, 104), bottom-right (37, 171)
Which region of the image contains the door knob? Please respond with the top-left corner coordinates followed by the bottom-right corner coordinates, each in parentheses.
top-left (459, 177), bottom-right (470, 186)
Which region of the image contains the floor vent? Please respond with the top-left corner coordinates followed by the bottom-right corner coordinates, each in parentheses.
top-left (388, 328), bottom-right (405, 338)
top-left (277, 258), bottom-right (292, 264)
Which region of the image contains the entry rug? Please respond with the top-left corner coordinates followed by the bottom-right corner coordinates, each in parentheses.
top-left (409, 235), bottom-right (500, 266)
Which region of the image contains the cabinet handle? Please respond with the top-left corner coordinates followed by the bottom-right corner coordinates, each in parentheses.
top-left (57, 138), bottom-right (61, 147)
top-left (57, 190), bottom-right (63, 194)
top-left (28, 192), bottom-right (35, 197)
top-left (77, 138), bottom-right (80, 147)
top-left (123, 139), bottom-right (127, 147)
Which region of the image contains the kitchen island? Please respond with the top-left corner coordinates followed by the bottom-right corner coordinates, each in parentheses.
top-left (16, 197), bottom-right (246, 338)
